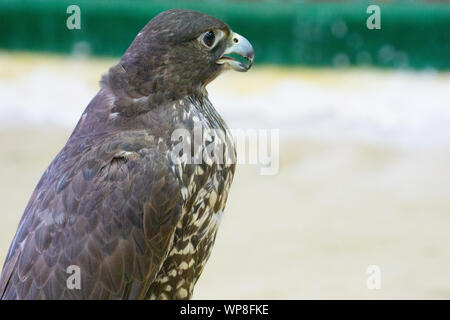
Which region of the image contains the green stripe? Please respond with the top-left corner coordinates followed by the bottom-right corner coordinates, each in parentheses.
top-left (0, 0), bottom-right (449, 69)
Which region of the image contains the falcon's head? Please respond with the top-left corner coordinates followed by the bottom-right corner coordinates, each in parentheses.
top-left (118, 9), bottom-right (254, 98)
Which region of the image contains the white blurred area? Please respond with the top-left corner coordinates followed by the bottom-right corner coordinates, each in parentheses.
top-left (1, 51), bottom-right (450, 299)
top-left (1, 51), bottom-right (450, 149)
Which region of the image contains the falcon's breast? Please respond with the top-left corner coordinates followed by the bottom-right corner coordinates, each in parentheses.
top-left (146, 95), bottom-right (236, 299)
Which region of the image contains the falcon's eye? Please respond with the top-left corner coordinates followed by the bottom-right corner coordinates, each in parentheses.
top-left (198, 30), bottom-right (225, 50)
top-left (202, 31), bottom-right (216, 48)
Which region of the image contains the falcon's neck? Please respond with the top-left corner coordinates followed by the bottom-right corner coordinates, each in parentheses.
top-left (67, 69), bottom-right (222, 148)
top-left (100, 63), bottom-right (207, 112)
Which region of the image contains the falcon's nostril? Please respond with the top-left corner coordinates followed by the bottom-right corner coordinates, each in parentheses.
top-left (233, 37), bottom-right (239, 44)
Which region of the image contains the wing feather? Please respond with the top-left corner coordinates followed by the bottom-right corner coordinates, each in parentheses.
top-left (0, 133), bottom-right (183, 299)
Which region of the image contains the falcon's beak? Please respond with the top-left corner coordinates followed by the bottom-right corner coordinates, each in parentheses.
top-left (216, 32), bottom-right (254, 72)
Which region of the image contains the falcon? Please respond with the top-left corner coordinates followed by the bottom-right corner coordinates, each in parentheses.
top-left (0, 9), bottom-right (253, 299)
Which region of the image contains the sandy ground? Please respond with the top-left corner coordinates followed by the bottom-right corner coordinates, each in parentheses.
top-left (1, 52), bottom-right (450, 299)
top-left (1, 130), bottom-right (450, 299)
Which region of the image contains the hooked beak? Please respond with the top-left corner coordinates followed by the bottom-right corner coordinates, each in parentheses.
top-left (216, 32), bottom-right (254, 72)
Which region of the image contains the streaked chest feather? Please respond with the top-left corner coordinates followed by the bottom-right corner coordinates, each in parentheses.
top-left (147, 97), bottom-right (235, 299)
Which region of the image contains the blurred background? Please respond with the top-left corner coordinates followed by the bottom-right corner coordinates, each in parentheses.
top-left (1, 0), bottom-right (450, 299)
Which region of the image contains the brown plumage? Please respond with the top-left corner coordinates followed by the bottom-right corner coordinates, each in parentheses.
top-left (0, 9), bottom-right (253, 299)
